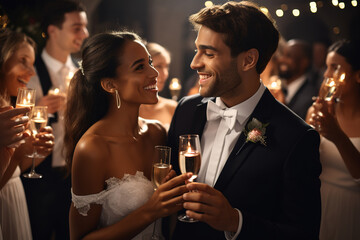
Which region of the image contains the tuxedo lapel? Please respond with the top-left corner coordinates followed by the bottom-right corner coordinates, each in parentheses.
top-left (214, 90), bottom-right (274, 190)
top-left (193, 98), bottom-right (214, 140)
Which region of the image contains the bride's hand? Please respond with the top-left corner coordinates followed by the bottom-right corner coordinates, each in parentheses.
top-left (162, 166), bottom-right (176, 184)
top-left (147, 173), bottom-right (192, 219)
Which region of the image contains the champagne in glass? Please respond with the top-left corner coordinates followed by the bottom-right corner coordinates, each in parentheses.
top-left (152, 163), bottom-right (170, 188)
top-left (179, 150), bottom-right (201, 182)
top-left (178, 134), bottom-right (201, 223)
top-left (323, 77), bottom-right (338, 102)
top-left (144, 146), bottom-right (170, 240)
top-left (15, 88), bottom-right (35, 116)
top-left (23, 106), bottom-right (48, 179)
top-left (152, 146), bottom-right (171, 189)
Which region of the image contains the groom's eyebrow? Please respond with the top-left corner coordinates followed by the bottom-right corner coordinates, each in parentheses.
top-left (198, 45), bottom-right (218, 52)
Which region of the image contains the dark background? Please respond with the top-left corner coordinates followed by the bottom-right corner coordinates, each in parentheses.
top-left (1, 0), bottom-right (359, 98)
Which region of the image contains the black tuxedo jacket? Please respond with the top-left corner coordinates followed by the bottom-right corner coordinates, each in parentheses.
top-left (167, 89), bottom-right (321, 240)
top-left (287, 73), bottom-right (319, 120)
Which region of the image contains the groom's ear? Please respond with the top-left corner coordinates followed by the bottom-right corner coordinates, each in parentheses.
top-left (239, 48), bottom-right (259, 72)
top-left (100, 78), bottom-right (116, 93)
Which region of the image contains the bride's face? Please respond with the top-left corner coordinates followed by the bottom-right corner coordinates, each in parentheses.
top-left (115, 40), bottom-right (159, 105)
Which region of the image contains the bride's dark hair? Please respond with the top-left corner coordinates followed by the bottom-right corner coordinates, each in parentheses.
top-left (64, 31), bottom-right (141, 171)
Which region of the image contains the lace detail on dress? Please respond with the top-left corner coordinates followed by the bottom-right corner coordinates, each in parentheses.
top-left (71, 171), bottom-right (154, 217)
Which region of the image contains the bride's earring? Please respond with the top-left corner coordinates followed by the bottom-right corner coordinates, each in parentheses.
top-left (115, 89), bottom-right (121, 109)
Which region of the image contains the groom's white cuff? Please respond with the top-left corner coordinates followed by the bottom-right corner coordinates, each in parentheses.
top-left (224, 208), bottom-right (243, 240)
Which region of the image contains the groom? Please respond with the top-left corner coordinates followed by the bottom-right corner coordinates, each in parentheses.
top-left (167, 1), bottom-right (321, 239)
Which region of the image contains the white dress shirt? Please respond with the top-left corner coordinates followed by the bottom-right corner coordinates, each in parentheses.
top-left (198, 82), bottom-right (266, 239)
top-left (27, 49), bottom-right (77, 167)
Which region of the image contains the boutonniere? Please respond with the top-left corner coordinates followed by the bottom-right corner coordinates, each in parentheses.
top-left (245, 118), bottom-right (269, 146)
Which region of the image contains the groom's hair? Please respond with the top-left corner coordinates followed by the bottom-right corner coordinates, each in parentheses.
top-left (189, 1), bottom-right (279, 74)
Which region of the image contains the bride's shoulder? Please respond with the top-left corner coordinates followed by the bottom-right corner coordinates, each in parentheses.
top-left (74, 133), bottom-right (110, 165)
top-left (72, 133), bottom-right (108, 194)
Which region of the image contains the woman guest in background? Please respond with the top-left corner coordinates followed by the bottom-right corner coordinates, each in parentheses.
top-left (64, 31), bottom-right (190, 240)
top-left (0, 29), bottom-right (54, 240)
top-left (307, 39), bottom-right (360, 240)
top-left (139, 42), bottom-right (177, 130)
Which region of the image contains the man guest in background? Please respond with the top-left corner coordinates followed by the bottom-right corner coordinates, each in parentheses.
top-left (24, 1), bottom-right (89, 239)
top-left (278, 39), bottom-right (319, 120)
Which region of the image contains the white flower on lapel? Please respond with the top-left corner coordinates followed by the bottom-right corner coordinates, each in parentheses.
top-left (245, 118), bottom-right (268, 146)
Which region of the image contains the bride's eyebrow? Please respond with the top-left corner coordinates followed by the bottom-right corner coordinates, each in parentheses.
top-left (131, 58), bottom-right (145, 68)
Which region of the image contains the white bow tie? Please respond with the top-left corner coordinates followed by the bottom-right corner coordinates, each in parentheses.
top-left (207, 100), bottom-right (238, 130)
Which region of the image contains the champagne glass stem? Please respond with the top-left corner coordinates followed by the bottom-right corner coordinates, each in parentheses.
top-left (29, 157), bottom-right (36, 175)
top-left (151, 220), bottom-right (157, 239)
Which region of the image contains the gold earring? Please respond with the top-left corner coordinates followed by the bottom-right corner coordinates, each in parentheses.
top-left (115, 89), bottom-right (121, 109)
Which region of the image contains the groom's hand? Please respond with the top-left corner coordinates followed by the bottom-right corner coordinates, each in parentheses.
top-left (183, 182), bottom-right (239, 232)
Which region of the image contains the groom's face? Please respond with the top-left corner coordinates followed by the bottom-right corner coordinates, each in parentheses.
top-left (190, 26), bottom-right (241, 99)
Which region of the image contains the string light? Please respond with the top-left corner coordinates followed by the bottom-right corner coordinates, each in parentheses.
top-left (204, 1), bottom-right (213, 7)
top-left (292, 9), bottom-right (300, 16)
top-left (276, 9), bottom-right (284, 17)
top-left (351, 0), bottom-right (358, 7)
top-left (332, 0), bottom-right (339, 6)
top-left (310, 2), bottom-right (318, 13)
top-left (310, 7), bottom-right (318, 13)
top-left (339, 2), bottom-right (345, 8)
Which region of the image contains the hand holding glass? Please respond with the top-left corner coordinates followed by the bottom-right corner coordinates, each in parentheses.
top-left (9, 88), bottom-right (36, 148)
top-left (178, 134), bottom-right (201, 223)
top-left (23, 106), bottom-right (48, 179)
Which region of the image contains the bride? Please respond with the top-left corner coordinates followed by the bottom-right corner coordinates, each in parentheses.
top-left (64, 31), bottom-right (191, 239)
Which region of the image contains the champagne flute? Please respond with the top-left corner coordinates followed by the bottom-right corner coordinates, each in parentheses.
top-left (143, 146), bottom-right (170, 240)
top-left (23, 106), bottom-right (48, 179)
top-left (320, 77), bottom-right (338, 101)
top-left (15, 88), bottom-right (35, 116)
top-left (318, 64), bottom-right (345, 102)
top-left (152, 146), bottom-right (171, 189)
top-left (178, 134), bottom-right (201, 223)
top-left (8, 88), bottom-right (36, 148)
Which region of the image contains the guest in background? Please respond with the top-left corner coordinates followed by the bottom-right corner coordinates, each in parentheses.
top-left (278, 39), bottom-right (319, 119)
top-left (24, 1), bottom-right (88, 239)
top-left (64, 31), bottom-right (190, 239)
top-left (139, 42), bottom-right (177, 130)
top-left (0, 28), bottom-right (54, 240)
top-left (307, 39), bottom-right (360, 240)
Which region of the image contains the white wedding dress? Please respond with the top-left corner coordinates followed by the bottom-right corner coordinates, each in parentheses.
top-left (72, 171), bottom-right (163, 239)
top-left (0, 166), bottom-right (32, 240)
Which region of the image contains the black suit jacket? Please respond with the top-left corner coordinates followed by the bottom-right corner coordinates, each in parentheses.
top-left (167, 89), bottom-right (321, 240)
top-left (287, 73), bottom-right (319, 120)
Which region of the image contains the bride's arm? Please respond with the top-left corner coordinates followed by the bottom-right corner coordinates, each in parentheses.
top-left (70, 135), bottom-right (190, 240)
